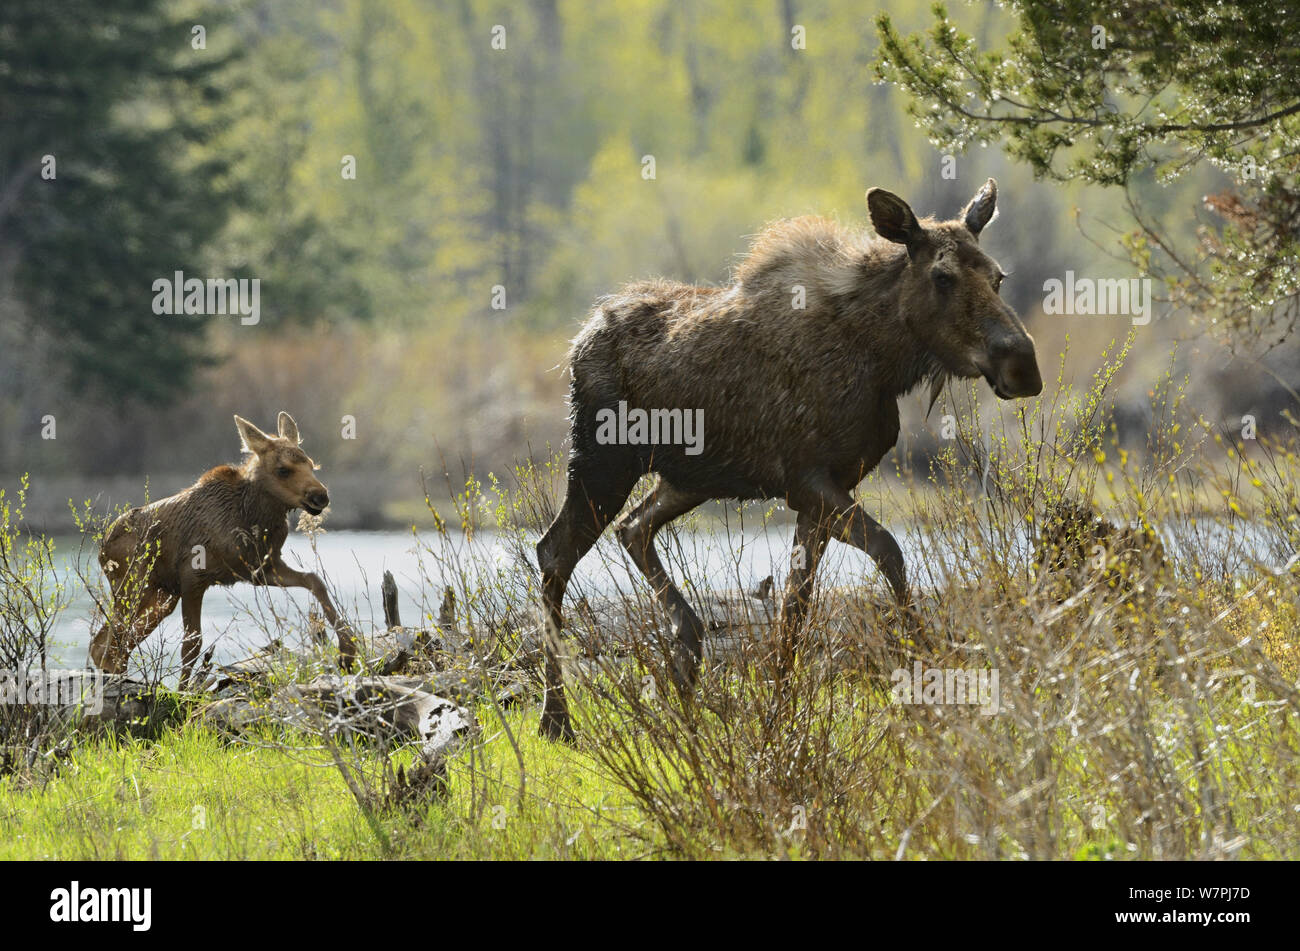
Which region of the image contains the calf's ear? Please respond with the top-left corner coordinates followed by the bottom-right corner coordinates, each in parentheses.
top-left (277, 411), bottom-right (302, 445)
top-left (234, 415), bottom-right (274, 455)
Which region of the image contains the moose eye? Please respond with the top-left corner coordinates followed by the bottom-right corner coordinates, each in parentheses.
top-left (933, 270), bottom-right (955, 292)
top-left (276, 466), bottom-right (292, 478)
top-left (993, 272), bottom-right (1006, 292)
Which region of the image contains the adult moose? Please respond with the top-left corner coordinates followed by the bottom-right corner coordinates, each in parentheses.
top-left (89, 412), bottom-right (358, 686)
top-left (536, 180), bottom-right (1042, 741)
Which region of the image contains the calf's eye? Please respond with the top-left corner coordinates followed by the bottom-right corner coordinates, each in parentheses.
top-left (277, 466), bottom-right (292, 478)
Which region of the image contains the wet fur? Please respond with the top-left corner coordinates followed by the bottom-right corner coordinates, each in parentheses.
top-left (534, 182), bottom-right (1043, 742)
top-left (89, 413), bottom-right (357, 684)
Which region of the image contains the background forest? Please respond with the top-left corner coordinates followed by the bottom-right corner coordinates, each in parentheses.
top-left (2, 0), bottom-right (1296, 528)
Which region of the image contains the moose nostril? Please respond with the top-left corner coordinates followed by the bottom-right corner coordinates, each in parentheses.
top-left (988, 331), bottom-right (1042, 397)
top-left (992, 333), bottom-right (1030, 359)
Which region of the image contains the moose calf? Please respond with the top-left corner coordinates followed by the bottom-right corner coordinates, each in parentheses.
top-left (88, 412), bottom-right (358, 685)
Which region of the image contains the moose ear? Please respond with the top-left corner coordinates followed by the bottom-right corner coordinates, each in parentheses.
top-left (234, 415), bottom-right (273, 455)
top-left (277, 411), bottom-right (301, 445)
top-left (962, 178), bottom-right (998, 236)
top-left (867, 188), bottom-right (925, 255)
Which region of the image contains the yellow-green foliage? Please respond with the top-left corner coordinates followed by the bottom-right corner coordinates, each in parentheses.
top-left (4, 343), bottom-right (1300, 860)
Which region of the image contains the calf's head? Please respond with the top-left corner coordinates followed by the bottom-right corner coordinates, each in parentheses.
top-left (866, 178), bottom-right (1042, 401)
top-left (233, 412), bottom-right (331, 514)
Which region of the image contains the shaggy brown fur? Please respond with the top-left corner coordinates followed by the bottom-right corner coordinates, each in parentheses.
top-left (535, 180), bottom-right (1043, 741)
top-left (88, 412), bottom-right (357, 685)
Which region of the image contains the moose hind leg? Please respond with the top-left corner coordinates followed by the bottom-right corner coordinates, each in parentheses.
top-left (89, 586), bottom-right (177, 674)
top-left (613, 479), bottom-right (708, 692)
top-left (535, 464), bottom-right (637, 741)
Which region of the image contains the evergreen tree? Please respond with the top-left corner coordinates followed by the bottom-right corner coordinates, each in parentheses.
top-left (0, 0), bottom-right (243, 399)
top-left (875, 1), bottom-right (1300, 347)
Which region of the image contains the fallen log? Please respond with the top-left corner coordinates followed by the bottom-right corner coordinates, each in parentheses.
top-left (370, 577), bottom-right (461, 674)
top-left (196, 673), bottom-right (475, 759)
top-left (11, 670), bottom-right (189, 736)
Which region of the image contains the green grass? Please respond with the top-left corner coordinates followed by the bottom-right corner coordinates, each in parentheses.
top-left (4, 677), bottom-right (1291, 860)
top-left (0, 705), bottom-right (656, 860)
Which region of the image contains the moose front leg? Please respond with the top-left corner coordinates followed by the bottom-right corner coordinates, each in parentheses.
top-left (790, 480), bottom-right (925, 659)
top-left (264, 557), bottom-right (358, 670)
top-left (179, 582), bottom-right (207, 689)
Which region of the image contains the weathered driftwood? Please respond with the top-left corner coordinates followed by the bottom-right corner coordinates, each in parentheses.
top-left (515, 583), bottom-right (779, 663)
top-left (88, 675), bottom-right (173, 728)
top-left (74, 565), bottom-right (908, 740)
top-left (294, 675), bottom-right (473, 758)
top-left (196, 673), bottom-right (474, 759)
top-left (363, 572), bottom-right (786, 677)
top-left (16, 670), bottom-right (188, 736)
top-left (369, 581), bottom-right (460, 675)
top-left (381, 570), bottom-right (401, 628)
top-left (202, 638), bottom-right (325, 694)
top-left (515, 581), bottom-right (935, 682)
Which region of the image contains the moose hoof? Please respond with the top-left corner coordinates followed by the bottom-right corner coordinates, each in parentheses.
top-left (670, 653), bottom-right (700, 695)
top-left (669, 618), bottom-right (705, 693)
top-left (889, 605), bottom-right (933, 655)
top-left (538, 708), bottom-right (576, 744)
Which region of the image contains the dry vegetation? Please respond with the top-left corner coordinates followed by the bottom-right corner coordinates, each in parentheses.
top-left (2, 339), bottom-right (1299, 860)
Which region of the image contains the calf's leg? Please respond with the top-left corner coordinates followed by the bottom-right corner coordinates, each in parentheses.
top-left (263, 557), bottom-right (358, 669)
top-left (89, 586), bottom-right (178, 674)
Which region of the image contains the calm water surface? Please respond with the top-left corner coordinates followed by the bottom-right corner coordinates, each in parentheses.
top-left (37, 518), bottom-right (1273, 676)
top-left (42, 526), bottom-right (898, 672)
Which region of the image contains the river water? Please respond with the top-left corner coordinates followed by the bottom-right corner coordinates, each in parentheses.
top-left (38, 525), bottom-right (893, 671)
top-left (32, 518), bottom-right (1281, 675)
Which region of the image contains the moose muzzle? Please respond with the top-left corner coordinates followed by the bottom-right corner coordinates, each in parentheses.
top-left (984, 331), bottom-right (1043, 400)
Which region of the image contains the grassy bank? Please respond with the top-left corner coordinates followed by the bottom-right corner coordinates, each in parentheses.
top-left (0, 707), bottom-right (649, 861)
top-left (3, 339), bottom-right (1300, 860)
top-left (2, 616), bottom-right (1294, 861)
